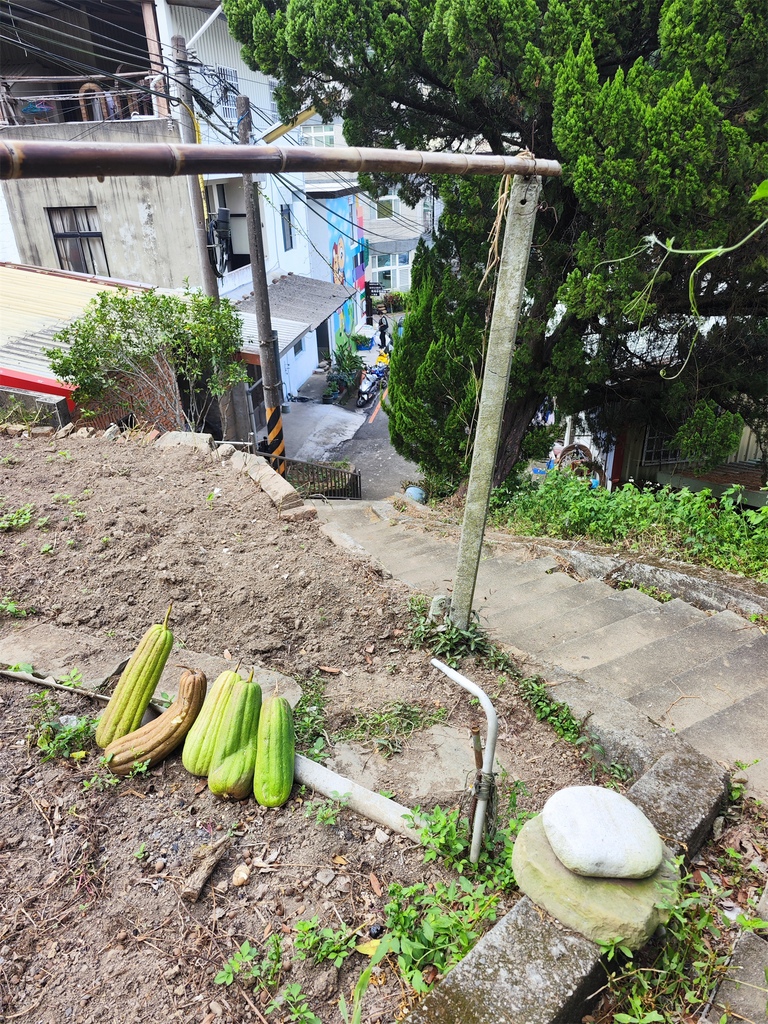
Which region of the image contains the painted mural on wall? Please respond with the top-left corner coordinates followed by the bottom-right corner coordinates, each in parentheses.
top-left (326, 196), bottom-right (365, 351)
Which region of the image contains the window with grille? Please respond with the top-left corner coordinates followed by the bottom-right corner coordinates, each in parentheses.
top-left (47, 207), bottom-right (109, 276)
top-left (280, 203), bottom-right (294, 251)
top-left (642, 427), bottom-right (683, 465)
top-left (302, 123), bottom-right (335, 147)
top-left (217, 66), bottom-right (239, 120)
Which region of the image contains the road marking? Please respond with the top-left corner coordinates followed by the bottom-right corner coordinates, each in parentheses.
top-left (369, 386), bottom-right (388, 423)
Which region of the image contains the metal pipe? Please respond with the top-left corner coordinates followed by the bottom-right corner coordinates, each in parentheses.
top-left (430, 658), bottom-right (499, 864)
top-left (0, 140), bottom-right (562, 181)
top-left (186, 4), bottom-right (223, 48)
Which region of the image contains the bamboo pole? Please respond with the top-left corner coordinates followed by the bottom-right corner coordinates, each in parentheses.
top-left (0, 140), bottom-right (561, 181)
top-left (450, 174), bottom-right (542, 630)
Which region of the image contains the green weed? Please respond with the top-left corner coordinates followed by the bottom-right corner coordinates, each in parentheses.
top-left (215, 934), bottom-right (283, 990)
top-left (0, 502), bottom-right (35, 531)
top-left (293, 917), bottom-right (357, 968)
top-left (490, 474), bottom-right (768, 580)
top-left (293, 671), bottom-right (330, 761)
top-left (334, 700), bottom-right (447, 756)
top-left (266, 983), bottom-right (321, 1024)
top-left (27, 691), bottom-right (96, 761)
top-left (0, 595), bottom-right (36, 618)
top-left (304, 791), bottom-right (350, 826)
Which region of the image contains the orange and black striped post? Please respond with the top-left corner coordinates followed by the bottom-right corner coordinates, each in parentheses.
top-left (238, 95), bottom-right (286, 474)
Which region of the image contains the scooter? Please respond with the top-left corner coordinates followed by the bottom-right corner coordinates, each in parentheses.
top-left (356, 363), bottom-right (389, 407)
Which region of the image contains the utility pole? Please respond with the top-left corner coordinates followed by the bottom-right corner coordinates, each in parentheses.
top-left (172, 35), bottom-right (219, 298)
top-left (237, 94), bottom-right (286, 469)
top-left (450, 174), bottom-right (542, 630)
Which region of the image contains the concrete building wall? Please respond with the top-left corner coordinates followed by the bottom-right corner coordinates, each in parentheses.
top-left (280, 329), bottom-right (319, 397)
top-left (1, 120), bottom-right (200, 289)
top-left (0, 187), bottom-right (20, 262)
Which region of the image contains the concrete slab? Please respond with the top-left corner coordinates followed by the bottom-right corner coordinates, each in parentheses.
top-left (155, 431), bottom-right (214, 452)
top-left (586, 610), bottom-right (752, 699)
top-left (542, 599), bottom-right (705, 674)
top-left (291, 404), bottom-right (366, 463)
top-left (327, 724), bottom-right (516, 804)
top-left (404, 896), bottom-right (603, 1024)
top-left (0, 622), bottom-right (127, 689)
top-left (154, 653), bottom-right (301, 709)
top-left (681, 687), bottom-right (768, 800)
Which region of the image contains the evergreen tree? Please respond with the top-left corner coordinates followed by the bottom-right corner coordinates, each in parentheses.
top-left (224, 0), bottom-right (767, 483)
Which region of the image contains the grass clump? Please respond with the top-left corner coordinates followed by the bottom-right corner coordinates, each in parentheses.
top-left (490, 473), bottom-right (768, 579)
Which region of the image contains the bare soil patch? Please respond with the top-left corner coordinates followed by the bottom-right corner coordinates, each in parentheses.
top-left (0, 432), bottom-right (596, 1024)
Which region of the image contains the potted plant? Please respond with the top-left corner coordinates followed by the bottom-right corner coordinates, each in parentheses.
top-left (322, 387), bottom-right (337, 405)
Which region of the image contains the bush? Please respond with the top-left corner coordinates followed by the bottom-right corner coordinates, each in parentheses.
top-left (490, 473), bottom-right (768, 579)
top-left (46, 288), bottom-right (248, 432)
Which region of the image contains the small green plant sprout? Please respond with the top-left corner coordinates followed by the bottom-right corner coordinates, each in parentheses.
top-left (133, 842), bottom-right (147, 860)
top-left (379, 789), bottom-right (396, 799)
top-left (72, 510), bottom-right (87, 521)
top-left (59, 667), bottom-right (83, 687)
top-left (304, 791), bottom-right (351, 826)
top-left (0, 502), bottom-right (35, 531)
top-left (128, 759), bottom-right (150, 778)
top-left (10, 661), bottom-right (34, 674)
top-left (0, 593), bottom-right (35, 614)
top-left (36, 515), bottom-right (50, 530)
top-left (100, 536), bottom-right (110, 546)
top-left (52, 493), bottom-right (73, 503)
top-left (266, 983), bottom-right (321, 1024)
top-left (206, 488), bottom-right (221, 506)
top-left (597, 936), bottom-right (634, 962)
top-left (156, 691), bottom-right (177, 708)
top-left (66, 538), bottom-right (76, 548)
top-left (293, 918), bottom-right (357, 968)
top-left (40, 542), bottom-right (53, 554)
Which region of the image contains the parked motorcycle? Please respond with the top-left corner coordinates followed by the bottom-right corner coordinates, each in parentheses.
top-left (356, 363), bottom-right (389, 407)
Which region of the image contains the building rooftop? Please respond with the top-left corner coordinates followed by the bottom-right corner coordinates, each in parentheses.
top-left (238, 275), bottom-right (356, 332)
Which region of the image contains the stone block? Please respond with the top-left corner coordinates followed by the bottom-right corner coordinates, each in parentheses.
top-left (280, 505), bottom-right (318, 523)
top-left (229, 450), bottom-right (248, 475)
top-left (216, 443), bottom-right (236, 460)
top-left (512, 815), bottom-right (678, 949)
top-left (30, 425), bottom-right (54, 437)
top-left (155, 430), bottom-right (214, 452)
top-left (542, 786), bottom-right (663, 878)
top-left (102, 424), bottom-right (121, 441)
top-left (709, 931), bottom-right (768, 1022)
top-left (259, 470), bottom-right (303, 511)
top-left (75, 426), bottom-right (95, 438)
top-left (55, 422), bottom-right (75, 439)
top-left (628, 748), bottom-right (728, 858)
top-left (404, 897), bottom-right (603, 1024)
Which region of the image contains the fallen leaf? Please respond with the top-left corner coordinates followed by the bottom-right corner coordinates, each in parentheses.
top-left (223, 649), bottom-right (232, 660)
top-left (365, 645), bottom-right (375, 654)
top-left (318, 666), bottom-right (340, 675)
top-left (355, 939), bottom-right (380, 957)
top-left (393, 629), bottom-right (404, 636)
top-left (369, 872), bottom-right (383, 897)
top-left (332, 855), bottom-right (348, 865)
top-left (424, 965), bottom-right (439, 986)
top-left (195, 781), bottom-right (208, 795)
top-left (118, 788), bottom-right (145, 799)
top-left (365, 656), bottom-right (372, 665)
top-left (263, 923), bottom-right (272, 939)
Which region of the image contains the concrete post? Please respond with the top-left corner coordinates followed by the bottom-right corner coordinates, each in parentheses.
top-left (237, 94), bottom-right (286, 466)
top-left (450, 174), bottom-right (542, 630)
top-left (171, 35), bottom-right (219, 298)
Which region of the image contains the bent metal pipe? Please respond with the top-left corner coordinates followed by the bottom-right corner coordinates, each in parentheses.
top-left (0, 140), bottom-right (561, 180)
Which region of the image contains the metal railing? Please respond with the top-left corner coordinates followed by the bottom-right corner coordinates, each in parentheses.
top-left (265, 453), bottom-right (362, 500)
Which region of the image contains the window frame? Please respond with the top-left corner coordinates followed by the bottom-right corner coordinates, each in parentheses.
top-left (47, 206), bottom-right (110, 277)
top-left (280, 203), bottom-right (294, 251)
top-left (301, 123), bottom-right (336, 147)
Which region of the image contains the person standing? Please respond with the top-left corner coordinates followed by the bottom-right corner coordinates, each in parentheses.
top-left (378, 313), bottom-right (389, 350)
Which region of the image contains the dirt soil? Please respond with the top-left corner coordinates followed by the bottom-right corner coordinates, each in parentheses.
top-left (0, 431), bottom-right (604, 1024)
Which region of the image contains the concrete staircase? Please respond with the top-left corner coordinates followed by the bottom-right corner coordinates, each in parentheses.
top-left (313, 499), bottom-right (768, 799)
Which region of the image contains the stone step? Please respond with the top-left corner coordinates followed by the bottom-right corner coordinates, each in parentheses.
top-left (503, 586), bottom-right (659, 653)
top-left (680, 685), bottom-right (768, 798)
top-left (540, 598), bottom-right (706, 674)
top-left (628, 632), bottom-right (768, 733)
top-left (474, 555), bottom-right (562, 589)
top-left (585, 610), bottom-right (752, 699)
top-left (474, 571), bottom-right (580, 614)
top-left (480, 578), bottom-right (611, 635)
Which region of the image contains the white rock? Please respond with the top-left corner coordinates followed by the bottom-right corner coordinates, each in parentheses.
top-left (541, 786), bottom-right (663, 879)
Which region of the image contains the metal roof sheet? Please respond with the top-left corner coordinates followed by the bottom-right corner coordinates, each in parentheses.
top-left (236, 311), bottom-right (311, 357)
top-left (239, 275), bottom-right (356, 331)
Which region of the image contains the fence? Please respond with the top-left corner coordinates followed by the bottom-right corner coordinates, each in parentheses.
top-left (266, 453), bottom-right (362, 500)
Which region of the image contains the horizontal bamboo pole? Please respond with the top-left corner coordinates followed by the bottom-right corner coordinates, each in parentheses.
top-left (0, 139), bottom-right (561, 181)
